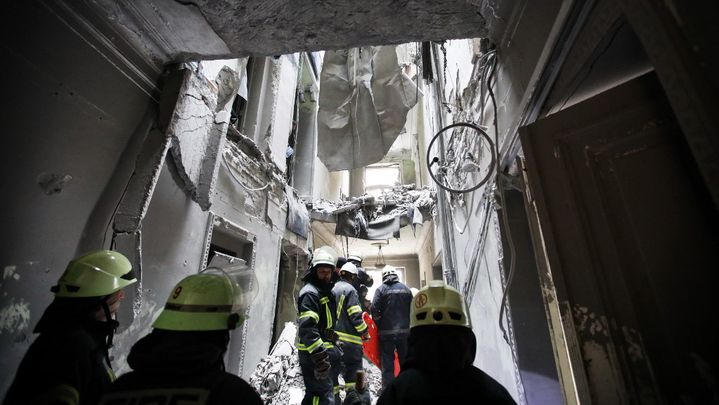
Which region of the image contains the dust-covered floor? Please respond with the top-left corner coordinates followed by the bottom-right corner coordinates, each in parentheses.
top-left (250, 323), bottom-right (383, 404)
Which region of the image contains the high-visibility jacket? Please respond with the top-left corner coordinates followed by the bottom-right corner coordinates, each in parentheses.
top-left (331, 279), bottom-right (368, 346)
top-left (297, 282), bottom-right (337, 353)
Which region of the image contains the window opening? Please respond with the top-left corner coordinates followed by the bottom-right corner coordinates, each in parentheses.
top-left (364, 163), bottom-right (401, 197)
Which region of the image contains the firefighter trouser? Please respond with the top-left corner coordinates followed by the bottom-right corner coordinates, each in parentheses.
top-left (331, 342), bottom-right (364, 403)
top-left (379, 333), bottom-right (408, 387)
top-left (299, 346), bottom-right (342, 405)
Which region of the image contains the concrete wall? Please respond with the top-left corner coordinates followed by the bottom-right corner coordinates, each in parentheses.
top-left (413, 222), bottom-right (435, 288)
top-left (268, 55), bottom-right (300, 173)
top-left (113, 159), bottom-right (211, 374)
top-left (420, 1), bottom-right (570, 401)
top-left (0, 5), bottom-right (308, 396)
top-left (0, 2), bottom-right (159, 395)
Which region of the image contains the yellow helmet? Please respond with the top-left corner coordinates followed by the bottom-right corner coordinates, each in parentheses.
top-left (410, 281), bottom-right (471, 329)
top-left (52, 250), bottom-right (136, 298)
top-left (153, 271), bottom-right (247, 331)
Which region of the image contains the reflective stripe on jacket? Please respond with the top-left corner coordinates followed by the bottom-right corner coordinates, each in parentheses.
top-left (297, 282), bottom-right (337, 353)
top-left (332, 280), bottom-right (368, 345)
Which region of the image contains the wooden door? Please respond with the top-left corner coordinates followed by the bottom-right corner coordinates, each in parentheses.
top-left (520, 73), bottom-right (718, 404)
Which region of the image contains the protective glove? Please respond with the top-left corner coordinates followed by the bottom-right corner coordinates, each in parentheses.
top-left (323, 328), bottom-right (339, 343)
top-left (310, 350), bottom-right (331, 380)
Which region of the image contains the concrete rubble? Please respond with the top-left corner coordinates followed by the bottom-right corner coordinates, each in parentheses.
top-left (250, 323), bottom-right (383, 405)
top-left (311, 185), bottom-right (436, 240)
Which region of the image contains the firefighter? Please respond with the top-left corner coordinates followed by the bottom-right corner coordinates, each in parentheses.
top-left (3, 250), bottom-right (137, 405)
top-left (346, 252), bottom-right (373, 312)
top-left (298, 247), bottom-right (343, 405)
top-left (371, 266), bottom-right (413, 388)
top-left (100, 270), bottom-right (262, 404)
top-left (331, 262), bottom-right (370, 403)
top-left (376, 281), bottom-right (517, 404)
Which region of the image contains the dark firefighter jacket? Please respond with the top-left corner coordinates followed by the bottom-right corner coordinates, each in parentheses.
top-left (99, 330), bottom-right (262, 405)
top-left (3, 300), bottom-right (115, 405)
top-left (331, 279), bottom-right (368, 346)
top-left (377, 325), bottom-right (517, 405)
top-left (351, 267), bottom-right (374, 311)
top-left (371, 273), bottom-right (412, 336)
top-left (297, 281), bottom-right (338, 353)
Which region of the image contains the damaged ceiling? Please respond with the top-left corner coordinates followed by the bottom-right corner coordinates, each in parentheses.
top-left (82, 0), bottom-right (490, 64)
top-left (163, 0), bottom-right (489, 57)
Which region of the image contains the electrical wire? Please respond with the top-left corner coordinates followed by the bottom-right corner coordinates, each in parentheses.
top-left (222, 153), bottom-right (271, 192)
top-left (485, 52), bottom-right (518, 346)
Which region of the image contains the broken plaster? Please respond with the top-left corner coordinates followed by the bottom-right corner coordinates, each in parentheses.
top-left (36, 172), bottom-right (72, 195)
top-left (169, 65), bottom-right (240, 211)
top-left (0, 298), bottom-right (30, 335)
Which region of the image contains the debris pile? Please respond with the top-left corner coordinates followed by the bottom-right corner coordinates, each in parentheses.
top-left (250, 322), bottom-right (383, 404)
top-left (310, 185), bottom-right (436, 240)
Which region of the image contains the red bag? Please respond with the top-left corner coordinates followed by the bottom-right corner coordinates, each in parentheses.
top-left (362, 312), bottom-right (401, 376)
top-left (362, 312), bottom-right (381, 368)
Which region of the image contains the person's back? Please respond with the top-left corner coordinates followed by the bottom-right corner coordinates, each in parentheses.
top-left (371, 268), bottom-right (412, 335)
top-left (3, 250), bottom-right (136, 405)
top-left (5, 313), bottom-right (116, 405)
top-left (376, 326), bottom-right (515, 404)
top-left (100, 330), bottom-right (260, 404)
top-left (377, 281), bottom-right (516, 405)
top-left (100, 270), bottom-right (262, 405)
top-left (371, 266), bottom-right (413, 387)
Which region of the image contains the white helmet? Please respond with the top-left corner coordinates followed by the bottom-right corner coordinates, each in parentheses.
top-left (347, 251), bottom-right (363, 264)
top-left (340, 262), bottom-right (358, 275)
top-left (381, 265), bottom-right (397, 279)
top-left (311, 247), bottom-right (336, 268)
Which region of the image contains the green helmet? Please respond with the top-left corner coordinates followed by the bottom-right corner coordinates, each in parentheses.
top-left (153, 272), bottom-right (246, 331)
top-left (410, 281), bottom-right (471, 329)
top-left (52, 250), bottom-right (136, 298)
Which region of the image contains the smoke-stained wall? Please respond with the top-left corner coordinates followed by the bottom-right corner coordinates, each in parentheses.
top-left (0, 2), bottom-right (159, 395)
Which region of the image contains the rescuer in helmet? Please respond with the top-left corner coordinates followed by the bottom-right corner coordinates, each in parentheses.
top-left (4, 250), bottom-right (137, 405)
top-left (346, 252), bottom-right (373, 312)
top-left (100, 265), bottom-right (262, 404)
top-left (331, 262), bottom-right (370, 403)
top-left (376, 281), bottom-right (516, 404)
top-left (371, 265), bottom-right (413, 388)
top-left (297, 246), bottom-right (343, 405)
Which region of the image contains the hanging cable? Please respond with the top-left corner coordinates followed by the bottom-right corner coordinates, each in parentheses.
top-left (222, 153), bottom-right (271, 192)
top-left (485, 52), bottom-right (518, 346)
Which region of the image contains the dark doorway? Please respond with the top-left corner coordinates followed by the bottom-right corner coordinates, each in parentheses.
top-left (521, 72), bottom-right (719, 403)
